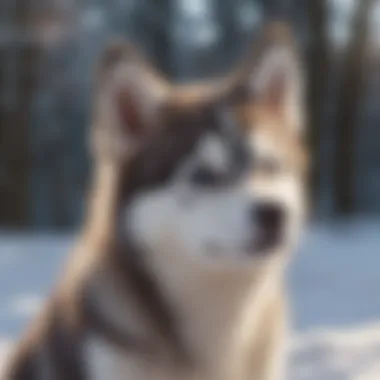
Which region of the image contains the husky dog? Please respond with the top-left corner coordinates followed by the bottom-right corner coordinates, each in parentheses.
top-left (3, 22), bottom-right (308, 380)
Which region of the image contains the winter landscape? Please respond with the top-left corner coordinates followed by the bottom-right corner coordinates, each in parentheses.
top-left (1, 219), bottom-right (380, 379)
top-left (1, 1), bottom-right (380, 379)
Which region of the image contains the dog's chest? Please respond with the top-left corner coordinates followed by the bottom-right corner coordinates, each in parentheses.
top-left (85, 335), bottom-right (249, 380)
top-left (85, 335), bottom-right (170, 380)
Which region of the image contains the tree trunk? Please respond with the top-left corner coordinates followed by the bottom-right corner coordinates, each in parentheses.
top-left (130, 0), bottom-right (172, 77)
top-left (306, 0), bottom-right (329, 210)
top-left (333, 0), bottom-right (374, 216)
top-left (0, 0), bottom-right (41, 228)
top-left (216, 0), bottom-right (241, 71)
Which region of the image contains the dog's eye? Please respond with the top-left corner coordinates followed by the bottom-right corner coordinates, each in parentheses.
top-left (191, 167), bottom-right (220, 186)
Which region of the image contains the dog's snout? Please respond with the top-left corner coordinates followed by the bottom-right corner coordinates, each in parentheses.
top-left (254, 202), bottom-right (285, 231)
top-left (247, 201), bottom-right (286, 253)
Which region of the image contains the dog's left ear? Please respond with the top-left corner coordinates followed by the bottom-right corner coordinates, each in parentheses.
top-left (243, 23), bottom-right (305, 134)
top-left (92, 40), bottom-right (171, 161)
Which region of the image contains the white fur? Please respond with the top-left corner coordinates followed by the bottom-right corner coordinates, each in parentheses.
top-left (86, 335), bottom-right (150, 380)
top-left (177, 132), bottom-right (232, 180)
top-left (197, 133), bottom-right (231, 172)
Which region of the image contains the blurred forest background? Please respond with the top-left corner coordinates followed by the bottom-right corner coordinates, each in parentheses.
top-left (0, 0), bottom-right (379, 230)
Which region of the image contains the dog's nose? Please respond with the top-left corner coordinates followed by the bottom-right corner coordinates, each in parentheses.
top-left (254, 201), bottom-right (285, 232)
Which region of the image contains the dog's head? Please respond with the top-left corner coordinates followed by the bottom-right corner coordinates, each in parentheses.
top-left (94, 23), bottom-right (308, 272)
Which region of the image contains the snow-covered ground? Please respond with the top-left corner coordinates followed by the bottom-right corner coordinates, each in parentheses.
top-left (1, 220), bottom-right (380, 379)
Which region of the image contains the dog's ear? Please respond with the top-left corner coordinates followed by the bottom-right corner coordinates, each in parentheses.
top-left (93, 40), bottom-right (170, 160)
top-left (235, 23), bottom-right (305, 134)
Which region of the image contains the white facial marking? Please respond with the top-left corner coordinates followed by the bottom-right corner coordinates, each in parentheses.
top-left (126, 128), bottom-right (305, 271)
top-left (197, 133), bottom-right (230, 173)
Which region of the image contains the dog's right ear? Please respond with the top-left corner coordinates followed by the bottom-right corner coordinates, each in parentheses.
top-left (92, 40), bottom-right (170, 161)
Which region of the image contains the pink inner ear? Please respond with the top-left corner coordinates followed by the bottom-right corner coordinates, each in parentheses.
top-left (116, 89), bottom-right (144, 137)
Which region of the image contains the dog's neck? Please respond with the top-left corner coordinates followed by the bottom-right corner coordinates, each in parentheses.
top-left (143, 245), bottom-right (285, 375)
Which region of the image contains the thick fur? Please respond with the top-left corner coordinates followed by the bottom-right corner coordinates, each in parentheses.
top-left (2, 23), bottom-right (308, 380)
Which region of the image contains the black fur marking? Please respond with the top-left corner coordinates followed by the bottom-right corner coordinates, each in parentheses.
top-left (47, 307), bottom-right (87, 380)
top-left (81, 285), bottom-right (154, 356)
top-left (5, 351), bottom-right (39, 380)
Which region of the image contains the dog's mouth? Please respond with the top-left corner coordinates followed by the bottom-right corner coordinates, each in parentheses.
top-left (248, 224), bottom-right (284, 255)
top-left (204, 228), bottom-right (284, 260)
top-left (203, 204), bottom-right (288, 259)
top-left (249, 202), bottom-right (286, 256)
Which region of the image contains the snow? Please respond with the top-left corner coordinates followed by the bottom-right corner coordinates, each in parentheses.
top-left (289, 323), bottom-right (380, 380)
top-left (290, 220), bottom-right (380, 330)
top-left (1, 220), bottom-right (380, 379)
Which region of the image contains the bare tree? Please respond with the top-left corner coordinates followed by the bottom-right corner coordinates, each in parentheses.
top-left (0, 0), bottom-right (41, 227)
top-left (0, 0), bottom-right (71, 228)
top-left (129, 0), bottom-right (172, 76)
top-left (306, 0), bottom-right (330, 209)
top-left (333, 0), bottom-right (374, 216)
